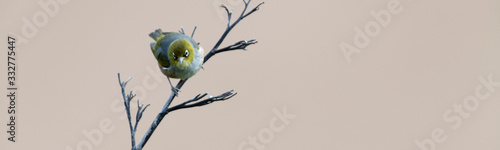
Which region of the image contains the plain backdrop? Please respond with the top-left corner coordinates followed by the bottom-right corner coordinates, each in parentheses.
top-left (1, 0), bottom-right (500, 149)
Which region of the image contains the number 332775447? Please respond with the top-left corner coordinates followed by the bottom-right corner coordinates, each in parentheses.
top-left (8, 36), bottom-right (16, 86)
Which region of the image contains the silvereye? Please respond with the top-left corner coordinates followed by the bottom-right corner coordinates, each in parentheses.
top-left (149, 29), bottom-right (204, 95)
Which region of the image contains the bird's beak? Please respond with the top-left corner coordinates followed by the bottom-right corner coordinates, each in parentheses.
top-left (178, 57), bottom-right (185, 64)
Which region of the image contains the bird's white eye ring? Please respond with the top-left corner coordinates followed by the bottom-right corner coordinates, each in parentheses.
top-left (184, 50), bottom-right (189, 57)
top-left (172, 53), bottom-right (177, 60)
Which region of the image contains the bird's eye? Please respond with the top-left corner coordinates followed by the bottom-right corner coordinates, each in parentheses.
top-left (184, 50), bottom-right (189, 57)
top-left (172, 53), bottom-right (177, 60)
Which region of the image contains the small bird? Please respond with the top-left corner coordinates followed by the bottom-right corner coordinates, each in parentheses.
top-left (149, 29), bottom-right (204, 96)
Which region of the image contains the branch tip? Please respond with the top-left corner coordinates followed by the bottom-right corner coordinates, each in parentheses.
top-left (180, 26), bottom-right (185, 34)
top-left (191, 26), bottom-right (197, 38)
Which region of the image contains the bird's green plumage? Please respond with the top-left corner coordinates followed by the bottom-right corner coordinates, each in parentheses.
top-left (149, 29), bottom-right (203, 79)
top-left (168, 39), bottom-right (195, 70)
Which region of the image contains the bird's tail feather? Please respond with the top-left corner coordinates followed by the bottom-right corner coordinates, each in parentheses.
top-left (149, 29), bottom-right (163, 41)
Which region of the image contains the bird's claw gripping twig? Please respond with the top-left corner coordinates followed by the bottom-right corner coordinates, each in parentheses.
top-left (170, 86), bottom-right (181, 97)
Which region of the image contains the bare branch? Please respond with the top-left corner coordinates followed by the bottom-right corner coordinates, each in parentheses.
top-left (213, 39), bottom-right (257, 55)
top-left (134, 100), bottom-right (150, 137)
top-left (242, 2), bottom-right (264, 19)
top-left (130, 1), bottom-right (263, 149)
top-left (168, 90), bottom-right (237, 112)
top-left (179, 26), bottom-right (185, 35)
top-left (117, 73), bottom-right (137, 149)
top-left (191, 26), bottom-right (197, 39)
top-left (128, 90), bottom-right (135, 103)
top-left (136, 100), bottom-right (150, 126)
top-left (206, 1), bottom-right (264, 63)
top-left (220, 4), bottom-right (232, 27)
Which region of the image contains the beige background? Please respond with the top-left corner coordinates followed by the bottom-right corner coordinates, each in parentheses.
top-left (1, 0), bottom-right (500, 149)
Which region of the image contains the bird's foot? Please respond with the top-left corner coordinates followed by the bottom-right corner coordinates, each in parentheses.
top-left (171, 86), bottom-right (181, 97)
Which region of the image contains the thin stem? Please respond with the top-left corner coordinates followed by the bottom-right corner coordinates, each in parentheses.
top-left (179, 26), bottom-right (185, 34)
top-left (118, 73), bottom-right (136, 149)
top-left (210, 1), bottom-right (264, 54)
top-left (191, 26), bottom-right (197, 39)
top-left (220, 4), bottom-right (232, 28)
top-left (167, 90), bottom-right (237, 112)
top-left (136, 79), bottom-right (187, 149)
top-left (215, 39), bottom-right (257, 54)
